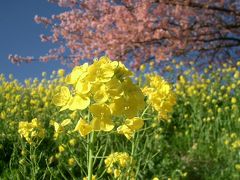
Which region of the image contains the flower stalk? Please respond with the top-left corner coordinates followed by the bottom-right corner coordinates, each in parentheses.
top-left (87, 131), bottom-right (95, 180)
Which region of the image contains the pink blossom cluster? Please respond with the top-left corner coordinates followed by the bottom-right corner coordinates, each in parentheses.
top-left (9, 0), bottom-right (240, 68)
top-left (8, 54), bottom-right (33, 64)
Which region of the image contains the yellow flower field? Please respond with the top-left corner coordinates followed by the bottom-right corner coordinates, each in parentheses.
top-left (0, 57), bottom-right (239, 179)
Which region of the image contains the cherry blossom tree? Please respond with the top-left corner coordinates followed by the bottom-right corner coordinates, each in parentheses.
top-left (9, 0), bottom-right (240, 68)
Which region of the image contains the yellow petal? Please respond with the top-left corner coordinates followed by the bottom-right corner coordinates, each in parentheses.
top-left (66, 64), bottom-right (88, 85)
top-left (50, 120), bottom-right (55, 126)
top-left (91, 118), bottom-right (101, 131)
top-left (61, 119), bottom-right (72, 126)
top-left (117, 125), bottom-right (133, 140)
top-left (93, 90), bottom-right (108, 104)
top-left (90, 104), bottom-right (111, 117)
top-left (125, 117), bottom-right (144, 131)
top-left (53, 122), bottom-right (61, 132)
top-left (74, 119), bottom-right (92, 137)
top-left (75, 81), bottom-right (91, 94)
top-left (60, 104), bottom-right (69, 111)
top-left (52, 86), bottom-right (71, 106)
top-left (106, 78), bottom-right (123, 99)
top-left (68, 95), bottom-right (90, 110)
top-left (101, 118), bottom-right (114, 131)
top-left (91, 118), bottom-right (114, 132)
top-left (65, 66), bottom-right (81, 84)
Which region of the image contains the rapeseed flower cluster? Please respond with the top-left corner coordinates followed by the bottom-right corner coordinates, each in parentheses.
top-left (50, 118), bottom-right (72, 139)
top-left (18, 118), bottom-right (45, 144)
top-left (175, 60), bottom-right (239, 123)
top-left (143, 74), bottom-right (176, 120)
top-left (53, 56), bottom-right (145, 136)
top-left (105, 152), bottom-right (134, 178)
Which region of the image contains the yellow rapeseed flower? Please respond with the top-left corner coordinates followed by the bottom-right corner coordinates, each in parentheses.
top-left (235, 164), bottom-right (240, 171)
top-left (53, 86), bottom-right (90, 111)
top-left (58, 145), bottom-right (65, 153)
top-left (105, 152), bottom-right (134, 178)
top-left (68, 158), bottom-right (75, 166)
top-left (86, 56), bottom-right (115, 83)
top-left (50, 119), bottom-right (72, 139)
top-left (69, 138), bottom-right (77, 146)
top-left (18, 118), bottom-right (45, 144)
top-left (65, 63), bottom-right (89, 85)
top-left (53, 56), bottom-right (146, 137)
top-left (231, 97), bottom-right (237, 104)
top-left (143, 74), bottom-right (176, 120)
top-left (117, 117), bottom-right (144, 140)
top-left (58, 69), bottom-right (65, 77)
top-left (110, 78), bottom-right (145, 118)
top-left (90, 104), bottom-right (114, 131)
top-left (74, 119), bottom-right (92, 137)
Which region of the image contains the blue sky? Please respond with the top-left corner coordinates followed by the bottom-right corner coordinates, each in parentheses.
top-left (0, 0), bottom-right (69, 82)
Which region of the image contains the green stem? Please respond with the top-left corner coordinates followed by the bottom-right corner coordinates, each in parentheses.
top-left (87, 131), bottom-right (95, 180)
top-left (141, 104), bottom-right (150, 118)
top-left (131, 137), bottom-right (135, 161)
top-left (127, 135), bottom-right (135, 180)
